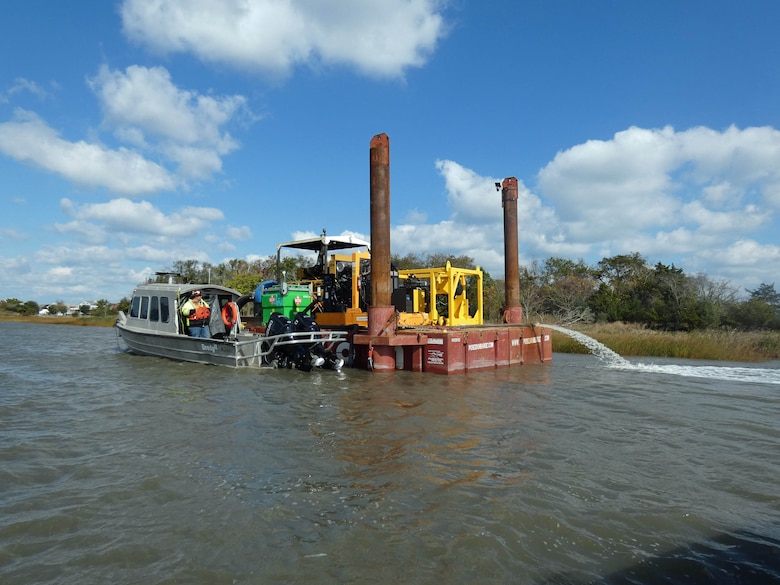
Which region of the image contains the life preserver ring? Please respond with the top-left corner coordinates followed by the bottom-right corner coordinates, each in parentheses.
top-left (222, 301), bottom-right (239, 328)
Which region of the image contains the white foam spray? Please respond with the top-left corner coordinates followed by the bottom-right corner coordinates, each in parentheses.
top-left (540, 323), bottom-right (630, 367)
top-left (538, 323), bottom-right (780, 385)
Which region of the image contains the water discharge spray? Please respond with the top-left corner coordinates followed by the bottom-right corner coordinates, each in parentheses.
top-left (539, 323), bottom-right (780, 384)
top-left (538, 323), bottom-right (629, 367)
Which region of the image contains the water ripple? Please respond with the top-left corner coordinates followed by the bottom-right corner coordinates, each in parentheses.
top-left (0, 323), bottom-right (778, 584)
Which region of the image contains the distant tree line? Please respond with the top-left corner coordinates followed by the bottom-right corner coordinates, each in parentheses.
top-left (0, 298), bottom-right (114, 317)
top-left (520, 252), bottom-right (780, 331)
top-left (5, 251), bottom-right (778, 331)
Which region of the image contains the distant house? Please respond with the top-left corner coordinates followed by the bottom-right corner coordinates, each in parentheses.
top-left (67, 302), bottom-right (99, 315)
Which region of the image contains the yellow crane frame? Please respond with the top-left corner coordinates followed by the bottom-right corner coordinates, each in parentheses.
top-left (398, 261), bottom-right (483, 327)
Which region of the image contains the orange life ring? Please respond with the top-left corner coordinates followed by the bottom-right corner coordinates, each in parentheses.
top-left (222, 301), bottom-right (239, 328)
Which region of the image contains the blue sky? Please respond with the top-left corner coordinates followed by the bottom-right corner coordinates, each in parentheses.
top-left (2, 0), bottom-right (780, 305)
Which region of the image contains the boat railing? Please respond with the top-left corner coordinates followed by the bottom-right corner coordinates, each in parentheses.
top-left (262, 330), bottom-right (348, 349)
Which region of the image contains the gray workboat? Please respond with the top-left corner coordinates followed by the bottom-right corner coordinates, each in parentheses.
top-left (115, 281), bottom-right (346, 370)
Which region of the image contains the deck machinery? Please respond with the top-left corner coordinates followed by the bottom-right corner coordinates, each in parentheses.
top-left (254, 231), bottom-right (484, 330)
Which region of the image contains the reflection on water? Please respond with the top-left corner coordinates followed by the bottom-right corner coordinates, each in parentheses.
top-left (0, 322), bottom-right (778, 584)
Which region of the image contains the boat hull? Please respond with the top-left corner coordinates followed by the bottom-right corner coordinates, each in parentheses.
top-left (116, 324), bottom-right (266, 367)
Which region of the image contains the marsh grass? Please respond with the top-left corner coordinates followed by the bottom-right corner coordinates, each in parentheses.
top-left (553, 322), bottom-right (780, 362)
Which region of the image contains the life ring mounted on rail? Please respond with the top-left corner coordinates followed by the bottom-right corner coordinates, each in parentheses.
top-left (222, 301), bottom-right (240, 329)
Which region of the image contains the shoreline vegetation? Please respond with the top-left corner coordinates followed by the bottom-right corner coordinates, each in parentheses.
top-left (550, 322), bottom-right (780, 362)
top-left (3, 314), bottom-right (779, 363)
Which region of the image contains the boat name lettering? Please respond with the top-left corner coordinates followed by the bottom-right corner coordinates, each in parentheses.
top-left (200, 343), bottom-right (218, 353)
top-left (468, 341), bottom-right (494, 351)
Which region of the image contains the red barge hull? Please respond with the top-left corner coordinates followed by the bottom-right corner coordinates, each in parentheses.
top-left (352, 324), bottom-right (552, 374)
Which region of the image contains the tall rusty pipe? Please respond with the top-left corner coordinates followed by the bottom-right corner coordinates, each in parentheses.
top-left (501, 177), bottom-right (523, 324)
top-left (367, 133), bottom-right (396, 375)
top-left (369, 133), bottom-right (392, 310)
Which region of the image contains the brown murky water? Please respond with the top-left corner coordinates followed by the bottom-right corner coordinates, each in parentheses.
top-left (1, 322), bottom-right (778, 584)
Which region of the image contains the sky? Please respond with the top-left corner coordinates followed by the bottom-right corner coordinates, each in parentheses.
top-left (2, 0), bottom-right (780, 305)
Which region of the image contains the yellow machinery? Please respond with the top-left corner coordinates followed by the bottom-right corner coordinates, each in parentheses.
top-left (314, 248), bottom-right (371, 327)
top-left (396, 261), bottom-right (484, 327)
top-left (261, 231), bottom-right (484, 328)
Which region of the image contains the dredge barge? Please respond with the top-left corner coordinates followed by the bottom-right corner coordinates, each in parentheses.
top-left (244, 133), bottom-right (552, 373)
top-left (116, 133), bottom-right (551, 374)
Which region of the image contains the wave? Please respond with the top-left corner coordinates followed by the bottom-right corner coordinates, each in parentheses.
top-left (618, 362), bottom-right (780, 385)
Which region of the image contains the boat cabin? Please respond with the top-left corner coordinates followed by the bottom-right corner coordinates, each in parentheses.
top-left (125, 283), bottom-right (243, 338)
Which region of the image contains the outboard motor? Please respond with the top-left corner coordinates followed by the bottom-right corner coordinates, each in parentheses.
top-left (265, 308), bottom-right (344, 371)
top-left (290, 312), bottom-right (325, 371)
top-left (291, 311), bottom-right (344, 371)
top-left (265, 312), bottom-right (294, 368)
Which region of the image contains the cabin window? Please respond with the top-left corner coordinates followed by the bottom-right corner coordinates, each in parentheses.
top-left (130, 296), bottom-right (141, 318)
top-left (140, 296), bottom-right (149, 320)
top-left (150, 296), bottom-right (160, 322)
top-left (160, 297), bottom-right (170, 323)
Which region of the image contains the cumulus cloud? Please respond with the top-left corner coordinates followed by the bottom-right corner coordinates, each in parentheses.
top-left (120, 0), bottom-right (447, 78)
top-left (387, 125), bottom-right (780, 289)
top-left (0, 65), bottom-right (252, 196)
top-left (58, 197), bottom-right (224, 240)
top-left (435, 159), bottom-right (503, 224)
top-left (0, 109), bottom-right (175, 195)
top-left (699, 239), bottom-right (780, 268)
top-left (538, 126), bottom-right (780, 234)
top-left (88, 64), bottom-right (249, 180)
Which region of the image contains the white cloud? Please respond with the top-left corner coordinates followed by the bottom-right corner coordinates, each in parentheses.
top-left (435, 159), bottom-right (503, 224)
top-left (0, 66), bottom-right (251, 198)
top-left (88, 64), bottom-right (249, 180)
top-left (385, 125), bottom-right (780, 288)
top-left (0, 228), bottom-right (27, 241)
top-left (680, 201), bottom-right (769, 234)
top-left (403, 208), bottom-right (428, 224)
top-left (538, 126), bottom-right (681, 236)
top-left (226, 225), bottom-right (253, 240)
top-left (58, 197), bottom-right (224, 239)
top-left (677, 126), bottom-right (780, 191)
top-left (0, 109), bottom-right (175, 195)
top-left (0, 78), bottom-right (50, 103)
top-left (120, 0), bottom-right (447, 78)
top-left (699, 239), bottom-right (780, 268)
top-left (534, 126), bottom-right (780, 264)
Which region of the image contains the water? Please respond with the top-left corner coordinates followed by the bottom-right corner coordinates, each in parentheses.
top-left (1, 322), bottom-right (778, 584)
